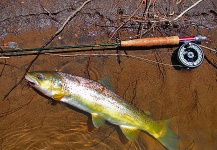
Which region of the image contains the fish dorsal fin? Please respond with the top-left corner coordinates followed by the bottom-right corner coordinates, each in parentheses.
top-left (98, 77), bottom-right (114, 92)
top-left (91, 113), bottom-right (106, 128)
top-left (120, 125), bottom-right (141, 141)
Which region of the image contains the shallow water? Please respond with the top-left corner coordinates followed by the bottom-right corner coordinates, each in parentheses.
top-left (1, 0), bottom-right (217, 150)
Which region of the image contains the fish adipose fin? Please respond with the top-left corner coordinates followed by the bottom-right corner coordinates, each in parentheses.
top-left (91, 113), bottom-right (106, 128)
top-left (157, 120), bottom-right (179, 150)
top-left (120, 125), bottom-right (141, 141)
top-left (144, 111), bottom-right (151, 116)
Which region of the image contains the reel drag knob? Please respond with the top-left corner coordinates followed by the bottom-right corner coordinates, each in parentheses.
top-left (177, 42), bottom-right (204, 69)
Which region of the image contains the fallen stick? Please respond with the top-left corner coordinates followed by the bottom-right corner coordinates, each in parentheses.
top-left (109, 0), bottom-right (144, 40)
top-left (42, 0), bottom-right (91, 48)
top-left (173, 0), bottom-right (204, 21)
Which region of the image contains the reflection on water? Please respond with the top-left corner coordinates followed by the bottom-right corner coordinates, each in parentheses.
top-left (0, 106), bottom-right (150, 150)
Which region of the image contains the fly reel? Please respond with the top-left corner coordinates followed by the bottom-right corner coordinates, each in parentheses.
top-left (177, 42), bottom-right (204, 69)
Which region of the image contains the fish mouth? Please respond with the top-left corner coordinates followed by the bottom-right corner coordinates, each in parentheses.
top-left (25, 75), bottom-right (38, 86)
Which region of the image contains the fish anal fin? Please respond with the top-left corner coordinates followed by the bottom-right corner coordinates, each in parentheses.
top-left (91, 113), bottom-right (106, 128)
top-left (120, 125), bottom-right (140, 141)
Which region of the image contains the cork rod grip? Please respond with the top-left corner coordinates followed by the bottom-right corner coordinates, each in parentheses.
top-left (121, 36), bottom-right (180, 47)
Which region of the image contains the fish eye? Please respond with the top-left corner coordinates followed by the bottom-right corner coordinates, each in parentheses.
top-left (37, 74), bottom-right (43, 80)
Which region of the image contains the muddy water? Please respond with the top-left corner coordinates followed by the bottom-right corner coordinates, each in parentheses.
top-left (1, 0), bottom-right (217, 150)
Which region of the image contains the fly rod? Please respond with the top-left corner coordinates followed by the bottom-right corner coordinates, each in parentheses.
top-left (1, 35), bottom-right (207, 68)
top-left (1, 35), bottom-right (206, 53)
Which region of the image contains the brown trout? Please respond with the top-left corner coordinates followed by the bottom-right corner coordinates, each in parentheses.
top-left (25, 71), bottom-right (179, 150)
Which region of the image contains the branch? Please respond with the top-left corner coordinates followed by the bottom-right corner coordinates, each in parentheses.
top-left (173, 0), bottom-right (204, 21)
top-left (109, 0), bottom-right (144, 40)
top-left (41, 0), bottom-right (92, 48)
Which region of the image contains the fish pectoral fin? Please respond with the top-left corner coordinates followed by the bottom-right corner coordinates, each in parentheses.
top-left (91, 113), bottom-right (106, 128)
top-left (53, 93), bottom-right (65, 100)
top-left (120, 125), bottom-right (140, 141)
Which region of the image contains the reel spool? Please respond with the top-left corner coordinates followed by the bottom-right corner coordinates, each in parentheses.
top-left (177, 42), bottom-right (204, 69)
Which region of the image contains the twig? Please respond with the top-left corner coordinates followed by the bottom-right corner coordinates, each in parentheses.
top-left (41, 0), bottom-right (92, 48)
top-left (109, 0), bottom-right (144, 40)
top-left (173, 0), bottom-right (204, 21)
top-left (200, 45), bottom-right (217, 53)
top-left (137, 0), bottom-right (150, 38)
top-left (0, 7), bottom-right (75, 23)
top-left (52, 0), bottom-right (91, 40)
top-left (39, 2), bottom-right (59, 22)
top-left (204, 55), bottom-right (217, 69)
top-left (0, 56), bottom-right (10, 59)
top-left (144, 0), bottom-right (152, 20)
top-left (3, 0), bottom-right (91, 100)
top-left (0, 97), bottom-right (33, 117)
top-left (0, 47), bottom-right (7, 77)
top-left (0, 60), bottom-right (5, 75)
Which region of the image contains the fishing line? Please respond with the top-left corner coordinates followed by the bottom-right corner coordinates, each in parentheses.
top-left (200, 45), bottom-right (217, 53)
top-left (44, 53), bottom-right (183, 67)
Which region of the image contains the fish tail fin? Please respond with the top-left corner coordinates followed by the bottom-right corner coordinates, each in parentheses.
top-left (157, 120), bottom-right (179, 150)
